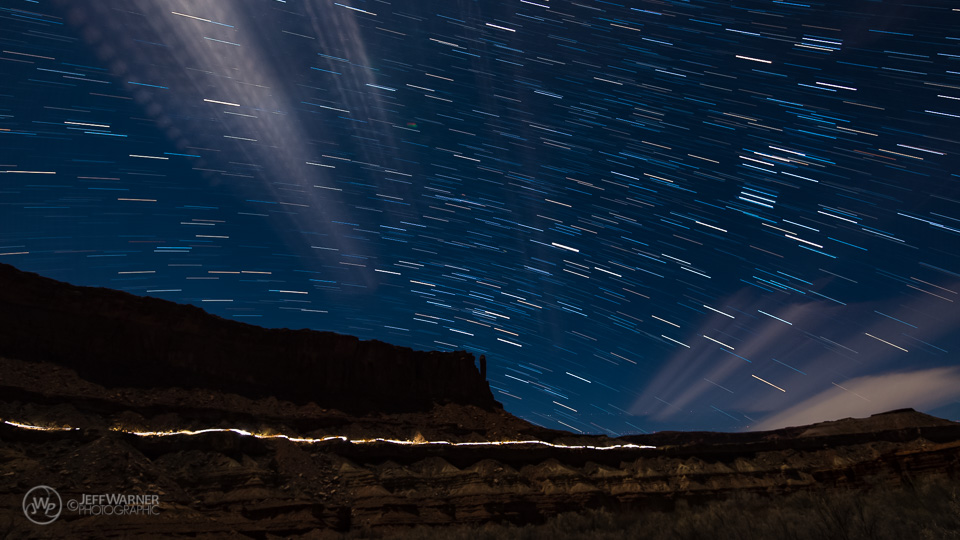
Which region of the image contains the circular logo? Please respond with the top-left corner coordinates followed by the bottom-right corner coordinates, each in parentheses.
top-left (22, 485), bottom-right (62, 525)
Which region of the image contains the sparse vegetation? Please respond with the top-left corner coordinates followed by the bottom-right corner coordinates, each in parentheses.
top-left (347, 477), bottom-right (960, 540)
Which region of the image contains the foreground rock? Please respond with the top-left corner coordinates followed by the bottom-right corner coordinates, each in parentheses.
top-left (1, 356), bottom-right (959, 538)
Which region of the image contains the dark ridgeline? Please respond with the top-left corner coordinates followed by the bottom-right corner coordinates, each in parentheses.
top-left (0, 263), bottom-right (499, 413)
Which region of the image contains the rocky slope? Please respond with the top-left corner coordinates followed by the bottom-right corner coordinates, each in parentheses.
top-left (2, 355), bottom-right (959, 538)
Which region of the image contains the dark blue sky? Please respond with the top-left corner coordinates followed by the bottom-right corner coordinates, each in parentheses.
top-left (2, 0), bottom-right (959, 434)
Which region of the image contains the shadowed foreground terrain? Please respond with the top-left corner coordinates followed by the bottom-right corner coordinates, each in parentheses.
top-left (1, 263), bottom-right (959, 537)
top-left (345, 484), bottom-right (960, 540)
top-left (2, 365), bottom-right (958, 539)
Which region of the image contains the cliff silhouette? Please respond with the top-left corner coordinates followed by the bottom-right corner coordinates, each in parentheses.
top-left (0, 263), bottom-right (498, 413)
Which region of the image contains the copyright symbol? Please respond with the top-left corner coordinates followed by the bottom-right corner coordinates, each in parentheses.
top-left (66, 499), bottom-right (78, 511)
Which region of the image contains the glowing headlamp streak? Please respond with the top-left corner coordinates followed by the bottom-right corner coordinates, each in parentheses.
top-left (3, 419), bottom-right (77, 431)
top-left (2, 419), bottom-right (655, 450)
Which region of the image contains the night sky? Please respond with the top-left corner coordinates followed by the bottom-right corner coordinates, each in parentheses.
top-left (2, 0), bottom-right (959, 435)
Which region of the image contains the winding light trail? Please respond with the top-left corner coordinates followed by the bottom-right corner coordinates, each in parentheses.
top-left (2, 419), bottom-right (656, 450)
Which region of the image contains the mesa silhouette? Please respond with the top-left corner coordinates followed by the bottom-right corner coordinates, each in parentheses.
top-left (0, 263), bottom-right (497, 413)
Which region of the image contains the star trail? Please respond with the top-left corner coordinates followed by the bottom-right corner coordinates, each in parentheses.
top-left (2, 0), bottom-right (958, 435)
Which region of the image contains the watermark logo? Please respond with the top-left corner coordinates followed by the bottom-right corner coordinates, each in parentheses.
top-left (23, 486), bottom-right (162, 525)
top-left (68, 493), bottom-right (161, 516)
top-left (23, 485), bottom-right (62, 525)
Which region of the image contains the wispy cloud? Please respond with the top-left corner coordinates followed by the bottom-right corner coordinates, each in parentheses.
top-left (750, 367), bottom-right (960, 430)
top-left (629, 280), bottom-right (959, 428)
top-left (67, 2), bottom-right (389, 272)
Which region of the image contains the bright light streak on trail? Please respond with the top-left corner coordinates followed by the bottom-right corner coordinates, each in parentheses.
top-left (1, 419), bottom-right (656, 449)
top-left (3, 419), bottom-right (78, 431)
